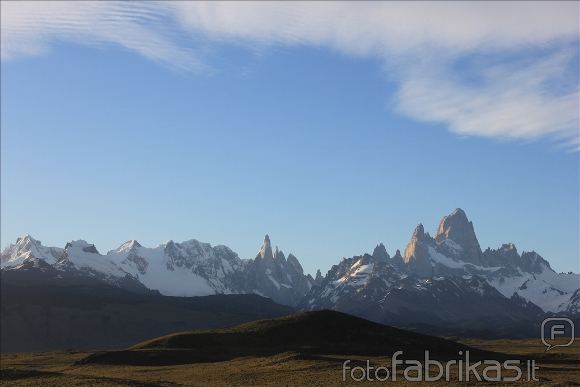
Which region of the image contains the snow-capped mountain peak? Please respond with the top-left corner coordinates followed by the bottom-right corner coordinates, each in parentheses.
top-left (59, 240), bottom-right (127, 278)
top-left (112, 239), bottom-right (142, 254)
top-left (1, 234), bottom-right (63, 268)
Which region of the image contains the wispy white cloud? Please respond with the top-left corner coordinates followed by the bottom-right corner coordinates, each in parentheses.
top-left (2, 1), bottom-right (579, 148)
top-left (0, 2), bottom-right (204, 71)
top-left (396, 49), bottom-right (579, 148)
top-left (170, 2), bottom-right (578, 55)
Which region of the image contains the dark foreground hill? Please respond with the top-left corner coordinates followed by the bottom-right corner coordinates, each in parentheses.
top-left (78, 310), bottom-right (504, 366)
top-left (1, 269), bottom-right (293, 352)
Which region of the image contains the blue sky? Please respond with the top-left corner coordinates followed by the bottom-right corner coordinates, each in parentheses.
top-left (1, 2), bottom-right (579, 274)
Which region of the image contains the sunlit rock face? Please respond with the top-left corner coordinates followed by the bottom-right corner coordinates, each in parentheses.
top-left (435, 208), bottom-right (482, 265)
top-left (403, 224), bottom-right (434, 277)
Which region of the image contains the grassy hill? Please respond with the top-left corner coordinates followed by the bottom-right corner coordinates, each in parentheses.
top-left (79, 310), bottom-right (503, 366)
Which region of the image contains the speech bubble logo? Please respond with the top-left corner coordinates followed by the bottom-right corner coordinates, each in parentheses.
top-left (541, 318), bottom-right (574, 352)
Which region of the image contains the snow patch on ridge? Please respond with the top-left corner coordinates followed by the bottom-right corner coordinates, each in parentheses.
top-left (62, 240), bottom-right (126, 277)
top-left (489, 269), bottom-right (580, 312)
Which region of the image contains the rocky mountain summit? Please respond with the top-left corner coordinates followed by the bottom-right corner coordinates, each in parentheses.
top-left (244, 235), bottom-right (314, 306)
top-left (435, 208), bottom-right (482, 265)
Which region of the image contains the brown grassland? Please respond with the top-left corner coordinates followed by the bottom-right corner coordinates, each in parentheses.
top-left (1, 338), bottom-right (579, 386)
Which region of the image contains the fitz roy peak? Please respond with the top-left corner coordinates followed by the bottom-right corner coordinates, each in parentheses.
top-left (400, 208), bottom-right (579, 313)
top-left (301, 208), bottom-right (579, 330)
top-left (1, 234), bottom-right (314, 307)
top-left (435, 208), bottom-right (482, 265)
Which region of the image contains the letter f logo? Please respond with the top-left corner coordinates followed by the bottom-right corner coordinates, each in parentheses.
top-left (550, 324), bottom-right (565, 340)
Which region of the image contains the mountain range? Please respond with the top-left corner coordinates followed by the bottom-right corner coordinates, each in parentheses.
top-left (1, 233), bottom-right (314, 307)
top-left (2, 208), bottom-right (579, 340)
top-left (301, 209), bottom-right (579, 335)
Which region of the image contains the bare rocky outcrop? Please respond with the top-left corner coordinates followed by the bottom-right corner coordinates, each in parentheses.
top-left (243, 235), bottom-right (315, 306)
top-left (403, 224), bottom-right (434, 277)
top-left (372, 243), bottom-right (389, 262)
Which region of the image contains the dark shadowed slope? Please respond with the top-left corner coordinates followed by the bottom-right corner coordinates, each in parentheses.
top-left (1, 267), bottom-right (294, 352)
top-left (79, 310), bottom-right (505, 366)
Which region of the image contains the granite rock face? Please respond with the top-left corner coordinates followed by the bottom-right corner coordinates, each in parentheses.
top-left (435, 208), bottom-right (482, 265)
top-left (403, 224), bottom-right (434, 277)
